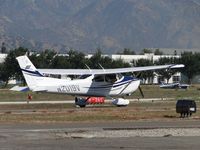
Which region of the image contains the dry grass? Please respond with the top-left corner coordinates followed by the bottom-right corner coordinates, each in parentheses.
top-left (131, 84), bottom-right (200, 99)
top-left (0, 84), bottom-right (200, 123)
top-left (0, 101), bottom-right (199, 123)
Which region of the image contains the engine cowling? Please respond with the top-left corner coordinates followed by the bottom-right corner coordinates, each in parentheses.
top-left (112, 98), bottom-right (130, 107)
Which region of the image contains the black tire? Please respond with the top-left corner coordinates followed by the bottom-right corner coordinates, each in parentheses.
top-left (75, 97), bottom-right (78, 102)
top-left (79, 105), bottom-right (86, 108)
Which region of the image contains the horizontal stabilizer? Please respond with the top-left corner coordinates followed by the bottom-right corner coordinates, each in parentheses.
top-left (10, 85), bottom-right (29, 92)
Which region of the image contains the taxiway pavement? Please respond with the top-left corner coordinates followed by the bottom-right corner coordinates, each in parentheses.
top-left (1, 120), bottom-right (200, 150)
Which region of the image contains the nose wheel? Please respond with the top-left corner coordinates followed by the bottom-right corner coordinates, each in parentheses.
top-left (112, 98), bottom-right (129, 107)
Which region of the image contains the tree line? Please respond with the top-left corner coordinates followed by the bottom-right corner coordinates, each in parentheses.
top-left (0, 47), bottom-right (199, 87)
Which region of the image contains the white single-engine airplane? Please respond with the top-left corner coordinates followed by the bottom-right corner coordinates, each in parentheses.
top-left (159, 82), bottom-right (189, 89)
top-left (15, 55), bottom-right (184, 107)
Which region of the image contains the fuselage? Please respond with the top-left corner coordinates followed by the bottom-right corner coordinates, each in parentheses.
top-left (160, 83), bottom-right (179, 89)
top-left (36, 74), bottom-right (140, 97)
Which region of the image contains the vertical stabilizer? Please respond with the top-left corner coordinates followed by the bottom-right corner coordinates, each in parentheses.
top-left (16, 55), bottom-right (44, 90)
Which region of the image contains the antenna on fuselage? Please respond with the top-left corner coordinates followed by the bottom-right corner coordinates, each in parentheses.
top-left (85, 64), bottom-right (92, 72)
top-left (98, 63), bottom-right (105, 72)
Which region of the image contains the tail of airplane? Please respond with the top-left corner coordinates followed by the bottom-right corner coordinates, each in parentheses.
top-left (16, 55), bottom-right (44, 91)
top-left (17, 55), bottom-right (67, 92)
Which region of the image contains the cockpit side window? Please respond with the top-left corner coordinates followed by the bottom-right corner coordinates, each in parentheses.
top-left (105, 74), bottom-right (117, 83)
top-left (93, 74), bottom-right (123, 83)
top-left (93, 75), bottom-right (105, 82)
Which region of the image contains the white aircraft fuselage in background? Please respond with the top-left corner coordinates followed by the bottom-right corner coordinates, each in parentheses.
top-left (159, 82), bottom-right (189, 89)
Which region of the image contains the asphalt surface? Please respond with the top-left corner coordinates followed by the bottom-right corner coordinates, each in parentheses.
top-left (1, 120), bottom-right (200, 150)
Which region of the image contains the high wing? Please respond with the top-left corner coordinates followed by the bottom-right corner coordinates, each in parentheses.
top-left (38, 64), bottom-right (184, 75)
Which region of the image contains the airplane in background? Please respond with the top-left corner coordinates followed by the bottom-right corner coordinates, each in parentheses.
top-left (14, 55), bottom-right (184, 107)
top-left (159, 81), bottom-right (189, 89)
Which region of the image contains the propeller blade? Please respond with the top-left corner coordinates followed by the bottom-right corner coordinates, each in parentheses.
top-left (138, 86), bottom-right (144, 98)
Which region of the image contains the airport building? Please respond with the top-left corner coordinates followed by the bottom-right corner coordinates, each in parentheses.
top-left (0, 53), bottom-right (7, 63)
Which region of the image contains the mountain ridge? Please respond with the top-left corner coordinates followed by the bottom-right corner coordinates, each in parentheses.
top-left (0, 0), bottom-right (200, 53)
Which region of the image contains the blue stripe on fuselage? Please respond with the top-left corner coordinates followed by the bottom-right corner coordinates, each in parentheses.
top-left (115, 76), bottom-right (137, 84)
top-left (88, 76), bottom-right (138, 89)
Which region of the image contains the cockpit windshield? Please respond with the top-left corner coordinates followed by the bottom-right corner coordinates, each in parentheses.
top-left (105, 74), bottom-right (116, 83)
top-left (116, 73), bottom-right (123, 80)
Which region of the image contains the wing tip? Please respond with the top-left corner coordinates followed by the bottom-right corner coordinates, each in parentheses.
top-left (170, 64), bottom-right (185, 68)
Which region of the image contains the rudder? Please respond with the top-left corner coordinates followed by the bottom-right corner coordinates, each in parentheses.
top-left (16, 55), bottom-right (43, 90)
